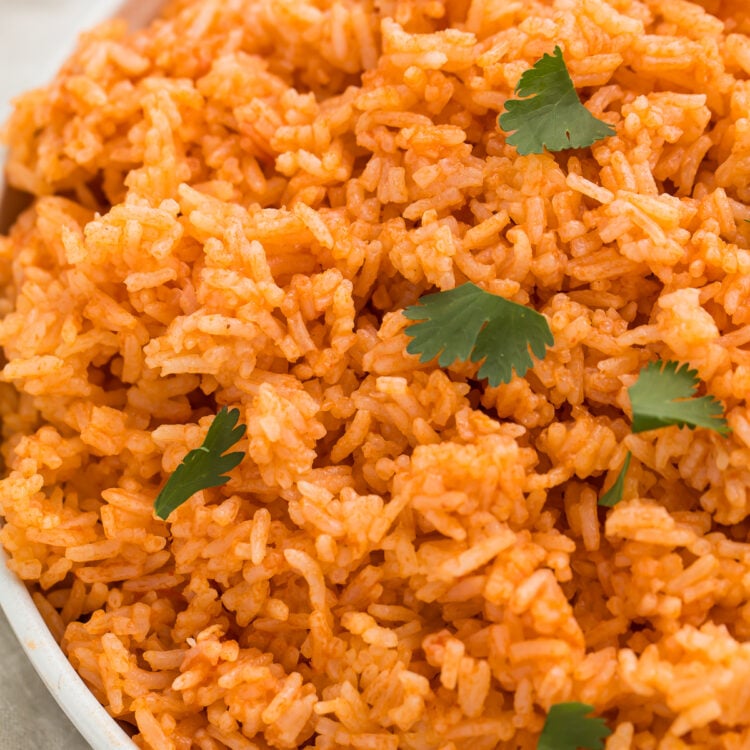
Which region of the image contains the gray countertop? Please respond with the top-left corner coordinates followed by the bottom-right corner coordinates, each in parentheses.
top-left (0, 2), bottom-right (112, 747)
top-left (0, 608), bottom-right (91, 749)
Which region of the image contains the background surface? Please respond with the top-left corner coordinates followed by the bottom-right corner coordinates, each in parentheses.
top-left (1, 2), bottom-right (111, 748)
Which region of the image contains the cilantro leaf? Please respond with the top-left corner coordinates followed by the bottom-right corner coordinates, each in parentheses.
top-left (628, 360), bottom-right (730, 436)
top-left (498, 46), bottom-right (615, 155)
top-left (403, 282), bottom-right (554, 386)
top-left (599, 451), bottom-right (631, 507)
top-left (154, 406), bottom-right (247, 520)
top-left (538, 702), bottom-right (612, 750)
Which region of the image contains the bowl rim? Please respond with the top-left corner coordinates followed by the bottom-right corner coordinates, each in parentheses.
top-left (0, 546), bottom-right (137, 749)
top-left (0, 1), bottom-right (165, 747)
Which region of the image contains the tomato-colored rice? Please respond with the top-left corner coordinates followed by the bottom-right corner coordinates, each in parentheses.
top-left (3, 0), bottom-right (750, 748)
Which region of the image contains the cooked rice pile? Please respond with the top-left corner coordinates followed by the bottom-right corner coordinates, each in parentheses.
top-left (4, 0), bottom-right (750, 747)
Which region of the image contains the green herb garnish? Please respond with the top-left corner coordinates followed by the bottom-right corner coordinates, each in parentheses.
top-left (498, 46), bottom-right (615, 155)
top-left (402, 282), bottom-right (554, 386)
top-left (628, 360), bottom-right (730, 435)
top-left (599, 360), bottom-right (729, 506)
top-left (154, 406), bottom-right (247, 520)
top-left (538, 702), bottom-right (612, 750)
top-left (599, 451), bottom-right (632, 507)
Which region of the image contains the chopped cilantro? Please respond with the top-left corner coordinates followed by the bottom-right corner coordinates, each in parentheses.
top-left (402, 282), bottom-right (554, 386)
top-left (598, 360), bottom-right (729, 508)
top-left (599, 451), bottom-right (632, 507)
top-left (538, 702), bottom-right (612, 750)
top-left (498, 46), bottom-right (615, 155)
top-left (628, 360), bottom-right (730, 436)
top-left (154, 406), bottom-right (247, 520)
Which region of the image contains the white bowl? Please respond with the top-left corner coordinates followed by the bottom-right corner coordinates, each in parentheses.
top-left (0, 2), bottom-right (163, 747)
top-left (0, 546), bottom-right (137, 749)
